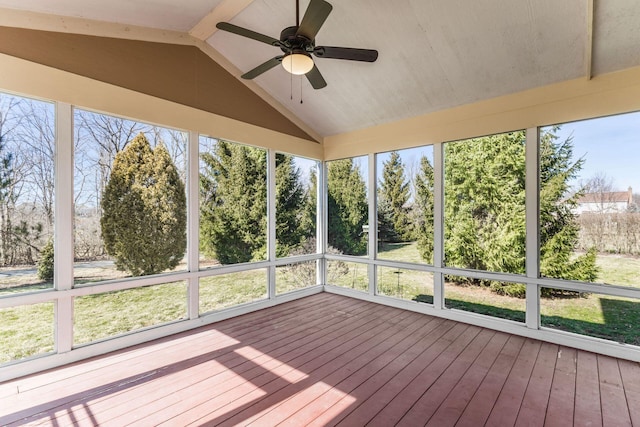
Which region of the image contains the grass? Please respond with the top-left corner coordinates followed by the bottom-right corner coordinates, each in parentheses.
top-left (373, 242), bottom-right (640, 344)
top-left (199, 270), bottom-right (267, 314)
top-left (327, 260), bottom-right (368, 292)
top-left (276, 261), bottom-right (317, 295)
top-left (2, 241), bottom-right (640, 365)
top-left (595, 253), bottom-right (640, 287)
top-left (74, 282), bottom-right (188, 345)
top-left (0, 302), bottom-right (54, 364)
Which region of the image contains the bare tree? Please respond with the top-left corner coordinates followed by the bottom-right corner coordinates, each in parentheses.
top-left (580, 172), bottom-right (617, 213)
top-left (15, 100), bottom-right (55, 227)
top-left (74, 110), bottom-right (147, 207)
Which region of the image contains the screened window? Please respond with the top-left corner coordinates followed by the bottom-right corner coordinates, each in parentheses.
top-left (199, 137), bottom-right (267, 267)
top-left (540, 113), bottom-right (640, 288)
top-left (199, 269), bottom-right (267, 314)
top-left (73, 109), bottom-right (187, 284)
top-left (275, 154), bottom-right (318, 258)
top-left (0, 93), bottom-right (55, 296)
top-left (377, 266), bottom-right (433, 303)
top-left (74, 282), bottom-right (187, 345)
top-left (376, 146), bottom-right (434, 264)
top-left (444, 131), bottom-right (526, 275)
top-left (327, 156), bottom-right (369, 257)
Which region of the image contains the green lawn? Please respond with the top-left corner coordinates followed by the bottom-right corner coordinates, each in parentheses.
top-left (2, 242), bottom-right (639, 365)
top-left (374, 242), bottom-right (640, 345)
top-left (74, 281), bottom-right (188, 345)
top-left (0, 302), bottom-right (54, 364)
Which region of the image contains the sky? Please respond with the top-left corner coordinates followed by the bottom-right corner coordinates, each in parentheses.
top-left (546, 111), bottom-right (640, 194)
top-left (369, 111), bottom-right (640, 195)
top-left (254, 109), bottom-right (640, 197)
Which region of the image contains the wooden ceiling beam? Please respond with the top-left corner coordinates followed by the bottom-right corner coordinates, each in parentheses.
top-left (189, 0), bottom-right (255, 41)
top-left (586, 0), bottom-right (595, 80)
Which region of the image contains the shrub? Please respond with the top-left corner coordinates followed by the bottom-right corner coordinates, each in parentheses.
top-left (37, 240), bottom-right (54, 281)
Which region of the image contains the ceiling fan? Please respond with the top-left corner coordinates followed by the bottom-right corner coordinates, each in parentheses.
top-left (216, 0), bottom-right (378, 89)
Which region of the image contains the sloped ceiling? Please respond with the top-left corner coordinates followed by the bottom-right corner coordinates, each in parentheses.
top-left (0, 0), bottom-right (639, 139)
top-left (0, 26), bottom-right (316, 141)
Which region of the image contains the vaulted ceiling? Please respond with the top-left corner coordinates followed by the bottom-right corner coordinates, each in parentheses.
top-left (1, 0), bottom-right (639, 140)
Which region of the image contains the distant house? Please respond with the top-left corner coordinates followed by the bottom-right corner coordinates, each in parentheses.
top-left (575, 187), bottom-right (633, 214)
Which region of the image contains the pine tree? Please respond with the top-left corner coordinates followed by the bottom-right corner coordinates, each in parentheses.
top-left (101, 133), bottom-right (186, 276)
top-left (275, 153), bottom-right (306, 257)
top-left (539, 128), bottom-right (598, 284)
top-left (378, 151), bottom-right (412, 242)
top-left (443, 132), bottom-right (527, 276)
top-left (200, 141), bottom-right (267, 264)
top-left (299, 167), bottom-right (318, 243)
top-left (199, 143), bottom-right (308, 263)
top-left (327, 158), bottom-right (368, 255)
top-left (413, 129), bottom-right (597, 297)
top-left (37, 239), bottom-right (54, 281)
top-left (415, 155), bottom-right (434, 263)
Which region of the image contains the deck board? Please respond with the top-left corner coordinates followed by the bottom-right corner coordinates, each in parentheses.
top-left (575, 351), bottom-right (604, 427)
top-left (515, 341), bottom-right (558, 426)
top-left (1, 293), bottom-right (639, 427)
top-left (598, 355), bottom-right (633, 426)
top-left (544, 346), bottom-right (577, 427)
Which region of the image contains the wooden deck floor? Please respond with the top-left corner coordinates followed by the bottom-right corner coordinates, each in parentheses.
top-left (1, 293), bottom-right (639, 426)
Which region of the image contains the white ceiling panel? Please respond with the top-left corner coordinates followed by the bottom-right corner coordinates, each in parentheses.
top-left (0, 0), bottom-right (639, 137)
top-left (592, 0), bottom-right (640, 75)
top-left (208, 0), bottom-right (588, 136)
top-left (0, 0), bottom-right (223, 32)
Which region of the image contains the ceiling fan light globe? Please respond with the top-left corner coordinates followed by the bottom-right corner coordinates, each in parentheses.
top-left (282, 53), bottom-right (314, 75)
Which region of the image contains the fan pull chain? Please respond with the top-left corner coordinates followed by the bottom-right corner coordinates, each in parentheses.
top-left (300, 75), bottom-right (303, 104)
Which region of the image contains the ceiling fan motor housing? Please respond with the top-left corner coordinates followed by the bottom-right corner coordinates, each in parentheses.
top-left (279, 26), bottom-right (314, 53)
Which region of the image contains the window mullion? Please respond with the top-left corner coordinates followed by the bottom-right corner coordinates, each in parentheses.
top-left (368, 153), bottom-right (377, 295)
top-left (525, 127), bottom-right (541, 329)
top-left (187, 131), bottom-right (200, 319)
top-left (54, 102), bottom-right (74, 353)
top-left (267, 150), bottom-right (276, 298)
top-left (433, 142), bottom-right (444, 310)
top-left (317, 161), bottom-right (326, 286)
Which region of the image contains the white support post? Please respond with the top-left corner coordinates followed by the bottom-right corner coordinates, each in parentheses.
top-left (433, 143), bottom-right (445, 310)
top-left (267, 150), bottom-right (277, 298)
top-left (187, 131), bottom-right (200, 319)
top-left (368, 153), bottom-right (377, 295)
top-left (55, 102), bottom-right (74, 353)
top-left (316, 161), bottom-right (325, 286)
top-left (525, 127), bottom-right (541, 329)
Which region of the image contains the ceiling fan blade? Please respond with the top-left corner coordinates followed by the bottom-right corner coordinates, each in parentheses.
top-left (216, 22), bottom-right (283, 47)
top-left (241, 56), bottom-right (284, 79)
top-left (305, 64), bottom-right (327, 89)
top-left (296, 0), bottom-right (333, 41)
top-left (314, 46), bottom-right (378, 62)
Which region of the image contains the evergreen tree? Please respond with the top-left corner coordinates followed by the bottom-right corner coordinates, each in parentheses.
top-left (443, 132), bottom-right (526, 276)
top-left (377, 197), bottom-right (400, 244)
top-left (200, 141), bottom-right (267, 264)
top-left (199, 142), bottom-right (307, 263)
top-left (299, 167), bottom-right (318, 240)
top-left (101, 133), bottom-right (186, 276)
top-left (275, 153), bottom-right (306, 257)
top-left (378, 151), bottom-right (412, 242)
top-left (327, 158), bottom-right (368, 255)
top-left (415, 155), bottom-right (434, 263)
top-left (413, 129), bottom-right (597, 296)
top-left (539, 128), bottom-right (598, 284)
top-left (37, 239), bottom-right (54, 281)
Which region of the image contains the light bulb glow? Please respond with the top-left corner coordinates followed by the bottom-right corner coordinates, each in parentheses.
top-left (282, 53), bottom-right (314, 75)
